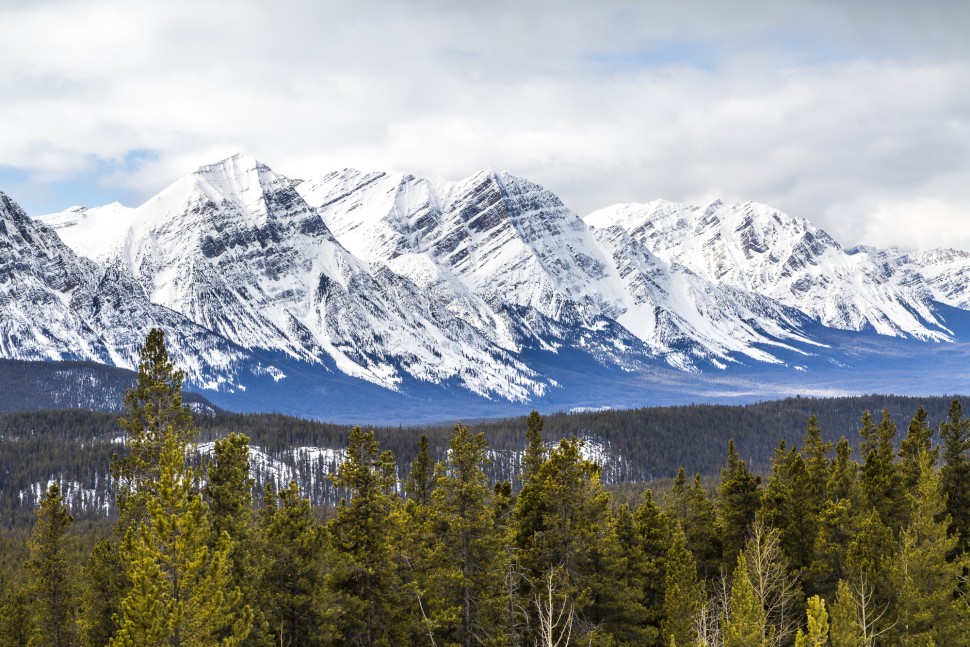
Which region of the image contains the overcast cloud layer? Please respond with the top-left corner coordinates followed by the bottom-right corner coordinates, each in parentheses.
top-left (1, 0), bottom-right (968, 251)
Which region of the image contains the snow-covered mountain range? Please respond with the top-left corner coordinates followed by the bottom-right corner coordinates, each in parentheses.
top-left (3, 154), bottom-right (969, 421)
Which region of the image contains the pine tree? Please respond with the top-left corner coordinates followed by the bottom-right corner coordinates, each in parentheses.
top-left (661, 522), bottom-right (702, 647)
top-left (513, 437), bottom-right (611, 645)
top-left (425, 423), bottom-right (502, 647)
top-left (828, 580), bottom-right (865, 647)
top-left (111, 328), bottom-right (198, 529)
top-left (83, 538), bottom-right (126, 646)
top-left (324, 426), bottom-right (404, 647)
top-left (802, 414), bottom-right (833, 507)
top-left (761, 441), bottom-right (814, 574)
top-left (594, 503), bottom-right (653, 645)
top-left (522, 410), bottom-right (546, 484)
top-left (897, 406), bottom-right (937, 527)
top-left (111, 429), bottom-right (252, 647)
top-left (843, 509), bottom-right (894, 631)
top-left (25, 482), bottom-right (76, 647)
top-left (724, 553), bottom-right (768, 647)
top-left (940, 398), bottom-right (970, 553)
top-left (860, 410), bottom-right (901, 532)
top-left (403, 434), bottom-right (434, 505)
top-left (395, 437), bottom-right (439, 645)
top-left (629, 490), bottom-right (671, 644)
top-left (794, 595), bottom-right (829, 647)
top-left (717, 440), bottom-right (761, 572)
top-left (685, 473), bottom-right (722, 582)
top-left (204, 433), bottom-right (263, 645)
top-left (888, 449), bottom-right (967, 647)
top-left (257, 481), bottom-right (326, 647)
top-left (826, 437), bottom-right (859, 505)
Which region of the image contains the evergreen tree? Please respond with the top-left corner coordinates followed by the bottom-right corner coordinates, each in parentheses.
top-left (629, 490), bottom-right (671, 644)
top-left (940, 399), bottom-right (970, 553)
top-left (25, 482), bottom-right (76, 647)
top-left (661, 522), bottom-right (702, 647)
top-left (204, 433), bottom-right (263, 645)
top-left (828, 581), bottom-right (865, 647)
top-left (257, 481), bottom-right (326, 647)
top-left (425, 423), bottom-right (502, 647)
top-left (403, 434), bottom-right (434, 505)
top-left (594, 503), bottom-right (653, 645)
top-left (522, 410), bottom-right (546, 484)
top-left (111, 429), bottom-right (252, 647)
top-left (826, 437), bottom-right (859, 505)
top-left (111, 328), bottom-right (198, 529)
top-left (724, 553), bottom-right (768, 647)
top-left (83, 538), bottom-right (126, 646)
top-left (0, 585), bottom-right (32, 647)
top-left (794, 595), bottom-right (829, 647)
top-left (761, 441), bottom-right (814, 574)
top-left (843, 509), bottom-right (894, 632)
top-left (685, 473), bottom-right (721, 582)
top-left (717, 440), bottom-right (761, 572)
top-left (513, 437), bottom-right (611, 645)
top-left (888, 449), bottom-right (967, 647)
top-left (860, 410), bottom-right (901, 532)
top-left (802, 414), bottom-right (833, 508)
top-left (324, 426), bottom-right (404, 647)
top-left (897, 406), bottom-right (937, 527)
top-left (394, 436), bottom-right (439, 645)
top-left (663, 467), bottom-right (688, 521)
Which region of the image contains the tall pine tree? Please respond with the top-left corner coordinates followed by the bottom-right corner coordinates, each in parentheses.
top-left (25, 482), bottom-right (76, 647)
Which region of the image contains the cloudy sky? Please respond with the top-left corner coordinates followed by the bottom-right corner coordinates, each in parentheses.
top-left (1, 0), bottom-right (967, 250)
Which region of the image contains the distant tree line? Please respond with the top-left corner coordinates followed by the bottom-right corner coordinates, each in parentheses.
top-left (2, 330), bottom-right (970, 645)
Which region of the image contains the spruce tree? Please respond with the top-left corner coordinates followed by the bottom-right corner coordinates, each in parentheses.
top-left (522, 410), bottom-right (546, 484)
top-left (111, 328), bottom-right (198, 529)
top-left (940, 398), bottom-right (970, 553)
top-left (426, 423), bottom-right (501, 647)
top-left (661, 522), bottom-right (702, 647)
top-left (888, 449), bottom-right (967, 647)
top-left (257, 481), bottom-right (326, 647)
top-left (794, 595), bottom-right (829, 647)
top-left (685, 473), bottom-right (722, 582)
top-left (897, 406), bottom-right (937, 527)
top-left (513, 437), bottom-right (611, 645)
top-left (717, 440), bottom-right (761, 572)
top-left (802, 414), bottom-right (833, 507)
top-left (111, 429), bottom-right (252, 647)
top-left (724, 553), bottom-right (768, 647)
top-left (83, 538), bottom-right (126, 646)
top-left (324, 426), bottom-right (404, 646)
top-left (403, 434), bottom-right (434, 505)
top-left (204, 433), bottom-right (263, 645)
top-left (595, 503), bottom-right (653, 645)
top-left (860, 410), bottom-right (901, 532)
top-left (25, 482), bottom-right (75, 647)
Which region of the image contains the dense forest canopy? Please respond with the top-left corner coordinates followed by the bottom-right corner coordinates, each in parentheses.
top-left (1, 330), bottom-right (970, 646)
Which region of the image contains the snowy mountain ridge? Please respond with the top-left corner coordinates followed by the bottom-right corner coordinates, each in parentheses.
top-left (7, 154), bottom-right (970, 419)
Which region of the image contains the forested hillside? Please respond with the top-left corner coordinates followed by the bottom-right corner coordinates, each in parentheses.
top-left (2, 330), bottom-right (970, 646)
top-left (0, 389), bottom-right (966, 526)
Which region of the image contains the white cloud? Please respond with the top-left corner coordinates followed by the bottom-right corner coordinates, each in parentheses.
top-left (0, 0), bottom-right (967, 250)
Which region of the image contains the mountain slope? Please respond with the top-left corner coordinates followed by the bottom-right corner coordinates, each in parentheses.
top-left (13, 155), bottom-right (970, 420)
top-left (0, 191), bottom-right (246, 387)
top-left (40, 156), bottom-right (545, 401)
top-left (585, 200), bottom-right (951, 340)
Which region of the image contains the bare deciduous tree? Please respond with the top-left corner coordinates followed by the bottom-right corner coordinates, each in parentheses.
top-left (534, 568), bottom-right (575, 647)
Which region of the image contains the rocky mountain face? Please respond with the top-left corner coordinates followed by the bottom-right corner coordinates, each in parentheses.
top-left (10, 154), bottom-right (970, 419)
top-left (0, 191), bottom-right (245, 388)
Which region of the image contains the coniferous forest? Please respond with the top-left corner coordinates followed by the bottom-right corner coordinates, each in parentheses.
top-left (3, 330), bottom-right (970, 646)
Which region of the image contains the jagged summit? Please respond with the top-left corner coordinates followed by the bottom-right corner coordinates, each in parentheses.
top-left (12, 157), bottom-right (970, 416)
